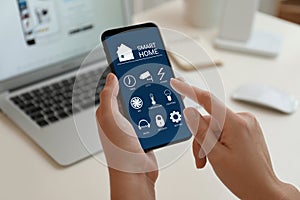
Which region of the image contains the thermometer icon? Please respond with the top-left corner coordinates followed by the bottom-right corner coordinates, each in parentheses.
top-left (149, 93), bottom-right (156, 105)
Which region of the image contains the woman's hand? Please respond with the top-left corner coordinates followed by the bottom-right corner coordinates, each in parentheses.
top-left (96, 73), bottom-right (158, 200)
top-left (171, 78), bottom-right (299, 200)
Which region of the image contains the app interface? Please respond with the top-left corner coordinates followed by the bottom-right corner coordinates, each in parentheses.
top-left (103, 26), bottom-right (191, 150)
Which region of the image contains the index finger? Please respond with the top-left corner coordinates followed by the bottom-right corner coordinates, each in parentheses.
top-left (170, 78), bottom-right (233, 125)
top-left (171, 78), bottom-right (230, 113)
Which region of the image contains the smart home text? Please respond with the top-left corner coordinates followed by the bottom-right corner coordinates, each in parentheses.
top-left (137, 42), bottom-right (159, 58)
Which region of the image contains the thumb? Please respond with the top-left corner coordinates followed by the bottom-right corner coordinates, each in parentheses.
top-left (183, 107), bottom-right (203, 140)
top-left (184, 107), bottom-right (207, 160)
top-left (184, 107), bottom-right (222, 158)
top-left (98, 73), bottom-right (119, 116)
top-left (193, 139), bottom-right (207, 169)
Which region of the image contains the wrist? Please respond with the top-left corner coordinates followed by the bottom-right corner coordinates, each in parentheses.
top-left (265, 178), bottom-right (299, 200)
top-left (277, 182), bottom-right (299, 200)
top-left (108, 167), bottom-right (153, 186)
top-left (108, 168), bottom-right (156, 200)
top-left (244, 178), bottom-right (295, 200)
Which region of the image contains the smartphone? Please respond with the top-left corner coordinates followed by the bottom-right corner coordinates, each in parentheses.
top-left (101, 22), bottom-right (191, 151)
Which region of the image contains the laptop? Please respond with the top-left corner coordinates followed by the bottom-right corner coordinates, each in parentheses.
top-left (0, 0), bottom-right (130, 166)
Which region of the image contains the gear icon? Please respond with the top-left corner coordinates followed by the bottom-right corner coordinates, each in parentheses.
top-left (170, 111), bottom-right (182, 123)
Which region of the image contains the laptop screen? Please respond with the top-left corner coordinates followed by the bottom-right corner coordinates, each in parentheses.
top-left (0, 0), bottom-right (127, 82)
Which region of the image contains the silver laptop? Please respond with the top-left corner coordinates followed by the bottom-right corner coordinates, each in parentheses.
top-left (0, 0), bottom-right (130, 166)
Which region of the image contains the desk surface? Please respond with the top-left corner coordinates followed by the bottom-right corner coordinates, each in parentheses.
top-left (1, 1), bottom-right (299, 199)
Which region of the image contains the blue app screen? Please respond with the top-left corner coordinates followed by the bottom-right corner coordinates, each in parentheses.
top-left (103, 25), bottom-right (191, 150)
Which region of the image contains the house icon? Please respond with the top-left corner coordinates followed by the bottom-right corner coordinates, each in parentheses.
top-left (117, 44), bottom-right (134, 62)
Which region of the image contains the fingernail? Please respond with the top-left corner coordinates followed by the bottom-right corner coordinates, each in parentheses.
top-left (106, 73), bottom-right (114, 85)
top-left (170, 78), bottom-right (181, 86)
top-left (170, 78), bottom-right (192, 98)
top-left (177, 77), bottom-right (185, 82)
top-left (183, 108), bottom-right (199, 135)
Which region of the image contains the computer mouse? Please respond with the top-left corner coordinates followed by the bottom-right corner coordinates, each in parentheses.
top-left (232, 84), bottom-right (298, 114)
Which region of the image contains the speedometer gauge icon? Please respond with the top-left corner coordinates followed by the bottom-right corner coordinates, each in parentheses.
top-left (123, 75), bottom-right (136, 88)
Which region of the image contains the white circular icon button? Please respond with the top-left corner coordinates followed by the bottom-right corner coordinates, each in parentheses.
top-left (130, 97), bottom-right (143, 109)
top-left (123, 75), bottom-right (136, 88)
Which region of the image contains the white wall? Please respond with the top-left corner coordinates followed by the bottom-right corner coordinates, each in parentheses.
top-left (259, 0), bottom-right (278, 15)
top-left (132, 0), bottom-right (172, 13)
top-left (132, 0), bottom-right (278, 16)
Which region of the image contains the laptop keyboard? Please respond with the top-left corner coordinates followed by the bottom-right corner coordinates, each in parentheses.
top-left (9, 68), bottom-right (108, 127)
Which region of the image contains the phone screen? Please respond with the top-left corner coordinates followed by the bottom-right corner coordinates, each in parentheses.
top-left (101, 23), bottom-right (191, 151)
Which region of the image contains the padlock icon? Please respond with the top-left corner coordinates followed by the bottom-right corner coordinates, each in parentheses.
top-left (155, 115), bottom-right (165, 128)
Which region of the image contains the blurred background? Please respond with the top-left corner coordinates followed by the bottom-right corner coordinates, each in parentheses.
top-left (130, 0), bottom-right (300, 25)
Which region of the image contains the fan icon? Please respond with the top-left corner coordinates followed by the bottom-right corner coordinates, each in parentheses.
top-left (130, 97), bottom-right (143, 109)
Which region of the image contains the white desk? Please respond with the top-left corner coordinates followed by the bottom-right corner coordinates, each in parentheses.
top-left (1, 1), bottom-right (299, 199)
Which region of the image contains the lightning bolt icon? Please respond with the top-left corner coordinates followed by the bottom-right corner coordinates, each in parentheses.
top-left (157, 68), bottom-right (165, 81)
